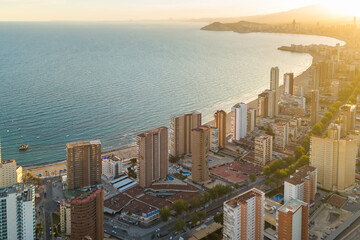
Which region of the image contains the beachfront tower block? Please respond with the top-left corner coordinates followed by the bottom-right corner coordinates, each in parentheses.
top-left (270, 67), bottom-right (280, 116)
top-left (191, 126), bottom-right (209, 183)
top-left (214, 110), bottom-right (227, 148)
top-left (247, 108), bottom-right (256, 134)
top-left (223, 188), bottom-right (265, 240)
top-left (66, 139), bottom-right (102, 190)
top-left (0, 184), bottom-right (35, 240)
top-left (232, 103), bottom-right (247, 140)
top-left (276, 199), bottom-right (309, 240)
top-left (284, 73), bottom-right (294, 95)
top-left (310, 123), bottom-right (357, 191)
top-left (258, 90), bottom-right (274, 118)
top-left (137, 127), bottom-right (168, 188)
top-left (339, 104), bottom-right (356, 138)
top-left (0, 159), bottom-right (17, 188)
top-left (170, 111), bottom-right (201, 157)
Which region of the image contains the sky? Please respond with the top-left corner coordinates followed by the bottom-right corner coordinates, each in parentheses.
top-left (0, 0), bottom-right (358, 21)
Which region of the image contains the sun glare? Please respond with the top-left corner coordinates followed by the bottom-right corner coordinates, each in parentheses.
top-left (326, 0), bottom-right (360, 17)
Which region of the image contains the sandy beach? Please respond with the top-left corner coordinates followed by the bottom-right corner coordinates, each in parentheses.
top-left (23, 49), bottom-right (317, 178)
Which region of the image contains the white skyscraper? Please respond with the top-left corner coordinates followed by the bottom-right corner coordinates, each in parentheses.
top-left (0, 184), bottom-right (35, 240)
top-left (232, 103), bottom-right (247, 140)
top-left (223, 188), bottom-right (265, 240)
top-left (270, 67), bottom-right (280, 116)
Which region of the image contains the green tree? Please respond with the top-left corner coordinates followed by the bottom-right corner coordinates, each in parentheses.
top-left (197, 210), bottom-right (206, 220)
top-left (213, 212), bottom-right (224, 225)
top-left (249, 174), bottom-right (257, 182)
top-left (294, 155), bottom-right (310, 169)
top-left (159, 206), bottom-right (171, 222)
top-left (127, 167), bottom-right (137, 179)
top-left (294, 146), bottom-right (305, 160)
top-left (190, 212), bottom-right (199, 224)
top-left (173, 200), bottom-right (187, 215)
top-left (311, 122), bottom-right (323, 136)
top-left (190, 198), bottom-right (200, 209)
top-left (175, 219), bottom-right (185, 231)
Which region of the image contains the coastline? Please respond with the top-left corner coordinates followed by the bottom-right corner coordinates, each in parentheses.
top-left (24, 50), bottom-right (318, 177)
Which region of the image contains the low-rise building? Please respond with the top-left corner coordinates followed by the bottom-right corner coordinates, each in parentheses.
top-left (102, 156), bottom-right (123, 179)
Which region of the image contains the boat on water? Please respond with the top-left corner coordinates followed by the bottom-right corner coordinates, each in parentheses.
top-left (19, 144), bottom-right (29, 151)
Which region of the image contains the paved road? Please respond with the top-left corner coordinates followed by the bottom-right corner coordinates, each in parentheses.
top-left (335, 216), bottom-right (360, 240)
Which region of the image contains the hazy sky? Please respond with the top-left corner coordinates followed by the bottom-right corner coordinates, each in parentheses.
top-left (0, 0), bottom-right (357, 21)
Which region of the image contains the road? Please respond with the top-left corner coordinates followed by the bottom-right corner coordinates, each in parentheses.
top-left (335, 215), bottom-right (360, 240)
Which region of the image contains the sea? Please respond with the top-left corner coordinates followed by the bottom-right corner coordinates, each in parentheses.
top-left (0, 22), bottom-right (344, 166)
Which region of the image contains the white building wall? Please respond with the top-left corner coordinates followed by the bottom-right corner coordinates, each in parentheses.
top-left (232, 103), bottom-right (247, 140)
top-left (292, 207), bottom-right (302, 240)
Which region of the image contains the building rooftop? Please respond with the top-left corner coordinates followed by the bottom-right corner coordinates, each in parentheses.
top-left (166, 192), bottom-right (201, 203)
top-left (148, 183), bottom-right (200, 192)
top-left (1, 159), bottom-right (16, 165)
top-left (192, 125), bottom-right (209, 132)
top-left (104, 193), bottom-right (132, 212)
top-left (0, 184), bottom-right (34, 201)
top-left (124, 185), bottom-right (145, 197)
top-left (123, 199), bottom-right (157, 216)
top-left (138, 194), bottom-right (172, 209)
top-left (278, 198), bottom-right (307, 214)
top-left (225, 188), bottom-right (263, 208)
top-left (137, 126), bottom-right (167, 138)
top-left (285, 165), bottom-right (316, 186)
top-left (66, 139), bottom-right (101, 147)
top-left (233, 102), bottom-right (246, 108)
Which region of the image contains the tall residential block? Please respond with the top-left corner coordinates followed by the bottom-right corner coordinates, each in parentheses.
top-left (66, 139), bottom-right (102, 190)
top-left (276, 199), bottom-right (309, 240)
top-left (223, 188), bottom-right (265, 240)
top-left (270, 67), bottom-right (280, 116)
top-left (191, 126), bottom-right (209, 183)
top-left (0, 159), bottom-right (17, 187)
top-left (208, 126), bottom-right (219, 152)
top-left (339, 104), bottom-right (356, 138)
top-left (311, 90), bottom-right (320, 125)
top-left (137, 127), bottom-right (168, 188)
top-left (214, 110), bottom-right (227, 148)
top-left (0, 184), bottom-right (35, 240)
top-left (284, 165), bottom-right (317, 205)
top-left (258, 90), bottom-right (274, 118)
top-left (284, 73), bottom-right (294, 95)
top-left (274, 121), bottom-right (289, 150)
top-left (232, 103), bottom-right (247, 140)
top-left (170, 111), bottom-right (201, 157)
top-left (247, 108), bottom-right (256, 134)
top-left (60, 187), bottom-right (104, 240)
top-left (254, 135), bottom-right (273, 166)
top-left (310, 124), bottom-right (357, 191)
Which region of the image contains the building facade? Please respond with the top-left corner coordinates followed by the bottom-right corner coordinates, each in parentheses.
top-left (254, 135), bottom-right (273, 166)
top-left (137, 127), bottom-right (168, 188)
top-left (284, 73), bottom-right (294, 95)
top-left (223, 188), bottom-right (265, 240)
top-left (247, 108), bottom-right (256, 134)
top-left (191, 126), bottom-right (209, 183)
top-left (270, 67), bottom-right (280, 116)
top-left (0, 159), bottom-right (17, 188)
top-left (214, 110), bottom-right (227, 149)
top-left (276, 199), bottom-right (309, 240)
top-left (232, 103), bottom-right (247, 141)
top-left (310, 124), bottom-right (357, 191)
top-left (170, 111), bottom-right (201, 157)
top-left (66, 139), bottom-right (102, 190)
top-left (258, 90), bottom-right (274, 118)
top-left (339, 104), bottom-right (356, 138)
top-left (284, 165), bottom-right (317, 205)
top-left (0, 184), bottom-right (35, 240)
top-left (274, 121), bottom-right (289, 150)
top-left (311, 90), bottom-right (320, 125)
top-left (60, 187), bottom-right (104, 240)
top-left (208, 126), bottom-right (219, 152)
top-left (102, 157), bottom-right (123, 179)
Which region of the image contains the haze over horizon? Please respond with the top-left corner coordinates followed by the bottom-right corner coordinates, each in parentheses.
top-left (0, 0), bottom-right (359, 22)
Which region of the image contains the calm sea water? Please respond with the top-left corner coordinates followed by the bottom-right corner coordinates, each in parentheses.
top-left (0, 22), bottom-right (344, 166)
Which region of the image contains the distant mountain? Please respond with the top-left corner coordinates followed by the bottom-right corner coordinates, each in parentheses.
top-left (194, 4), bottom-right (354, 24)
